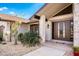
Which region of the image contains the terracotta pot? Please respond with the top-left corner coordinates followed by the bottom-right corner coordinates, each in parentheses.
top-left (74, 52), bottom-right (79, 56)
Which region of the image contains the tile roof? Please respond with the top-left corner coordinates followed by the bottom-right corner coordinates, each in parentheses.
top-left (0, 14), bottom-right (30, 23)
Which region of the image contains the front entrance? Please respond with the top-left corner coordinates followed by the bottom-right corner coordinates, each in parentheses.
top-left (52, 20), bottom-right (73, 41)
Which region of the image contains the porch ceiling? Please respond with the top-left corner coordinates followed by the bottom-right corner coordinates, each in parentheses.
top-left (49, 13), bottom-right (73, 22)
top-left (36, 3), bottom-right (72, 19)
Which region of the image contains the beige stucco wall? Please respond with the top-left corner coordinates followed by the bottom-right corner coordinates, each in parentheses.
top-left (0, 21), bottom-right (10, 42)
top-left (45, 21), bottom-right (52, 41)
top-left (18, 23), bottom-right (30, 33)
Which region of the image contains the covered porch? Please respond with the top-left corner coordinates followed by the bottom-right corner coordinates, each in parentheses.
top-left (30, 3), bottom-right (73, 44)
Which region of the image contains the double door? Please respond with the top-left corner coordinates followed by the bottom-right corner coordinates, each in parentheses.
top-left (53, 20), bottom-right (73, 41)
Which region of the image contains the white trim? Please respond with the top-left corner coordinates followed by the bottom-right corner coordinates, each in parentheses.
top-left (58, 23), bottom-right (60, 38)
top-left (52, 39), bottom-right (73, 45)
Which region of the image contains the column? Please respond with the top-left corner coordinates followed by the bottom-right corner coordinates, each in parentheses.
top-left (39, 15), bottom-right (46, 43)
top-left (74, 3), bottom-right (79, 46)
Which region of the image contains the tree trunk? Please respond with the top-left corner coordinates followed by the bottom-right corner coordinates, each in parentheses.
top-left (14, 34), bottom-right (18, 45)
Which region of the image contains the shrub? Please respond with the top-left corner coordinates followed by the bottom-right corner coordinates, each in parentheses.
top-left (18, 33), bottom-right (24, 44)
top-left (18, 31), bottom-right (40, 47)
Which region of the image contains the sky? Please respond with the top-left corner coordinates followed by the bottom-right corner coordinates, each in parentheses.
top-left (0, 3), bottom-right (45, 19)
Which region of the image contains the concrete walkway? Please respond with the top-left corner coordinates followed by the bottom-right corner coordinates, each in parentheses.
top-left (24, 41), bottom-right (73, 56)
top-left (24, 46), bottom-right (65, 56)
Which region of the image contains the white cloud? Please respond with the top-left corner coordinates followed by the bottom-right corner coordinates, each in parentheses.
top-left (9, 12), bottom-right (25, 18)
top-left (0, 7), bottom-right (8, 11)
top-left (9, 11), bottom-right (16, 16)
top-left (9, 11), bottom-right (26, 19)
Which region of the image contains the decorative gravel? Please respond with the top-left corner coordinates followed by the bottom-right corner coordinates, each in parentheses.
top-left (0, 42), bottom-right (40, 56)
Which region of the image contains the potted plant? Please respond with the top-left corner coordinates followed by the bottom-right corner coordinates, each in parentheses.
top-left (74, 46), bottom-right (79, 56)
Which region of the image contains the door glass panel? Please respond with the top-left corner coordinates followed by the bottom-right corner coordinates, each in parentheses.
top-left (70, 21), bottom-right (73, 40)
top-left (63, 22), bottom-right (65, 38)
top-left (58, 22), bottom-right (65, 39)
top-left (59, 22), bottom-right (63, 39)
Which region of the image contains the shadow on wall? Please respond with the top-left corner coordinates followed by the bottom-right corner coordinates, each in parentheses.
top-left (0, 25), bottom-right (5, 43)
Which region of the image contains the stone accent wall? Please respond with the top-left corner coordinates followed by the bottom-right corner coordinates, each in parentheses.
top-left (74, 3), bottom-right (79, 46)
top-left (0, 21), bottom-right (10, 42)
top-left (39, 15), bottom-right (46, 43)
